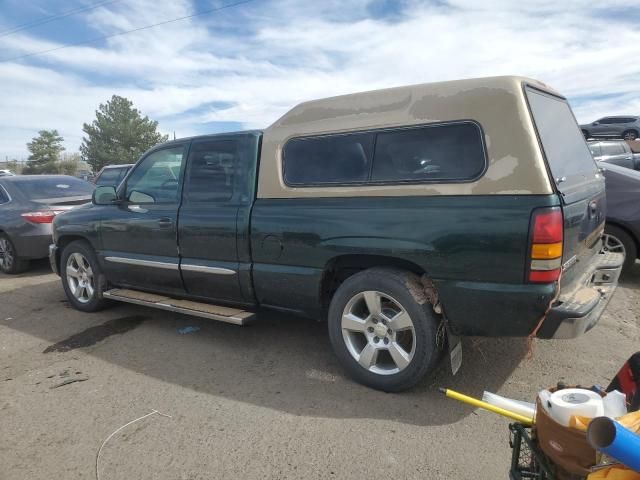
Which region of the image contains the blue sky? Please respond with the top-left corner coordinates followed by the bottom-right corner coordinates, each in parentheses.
top-left (1, 0), bottom-right (639, 159)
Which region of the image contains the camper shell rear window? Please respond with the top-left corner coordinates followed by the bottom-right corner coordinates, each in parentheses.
top-left (525, 86), bottom-right (598, 193)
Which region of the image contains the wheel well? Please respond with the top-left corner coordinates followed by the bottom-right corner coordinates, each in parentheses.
top-left (606, 222), bottom-right (639, 258)
top-left (56, 235), bottom-right (90, 269)
top-left (623, 128), bottom-right (639, 136)
top-left (319, 255), bottom-right (427, 312)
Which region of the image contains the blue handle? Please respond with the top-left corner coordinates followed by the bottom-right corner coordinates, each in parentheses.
top-left (587, 417), bottom-right (640, 473)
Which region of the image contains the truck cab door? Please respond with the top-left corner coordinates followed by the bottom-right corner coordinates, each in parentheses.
top-left (178, 133), bottom-right (260, 304)
top-left (99, 144), bottom-right (187, 294)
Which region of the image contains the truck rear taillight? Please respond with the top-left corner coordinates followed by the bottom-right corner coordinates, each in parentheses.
top-left (21, 210), bottom-right (63, 224)
top-left (528, 207), bottom-right (563, 283)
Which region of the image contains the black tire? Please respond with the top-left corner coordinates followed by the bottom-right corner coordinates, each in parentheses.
top-left (582, 129), bottom-right (590, 139)
top-left (60, 240), bottom-right (111, 312)
top-left (623, 130), bottom-right (638, 141)
top-left (0, 233), bottom-right (29, 274)
top-left (604, 225), bottom-right (637, 273)
top-left (328, 267), bottom-right (442, 392)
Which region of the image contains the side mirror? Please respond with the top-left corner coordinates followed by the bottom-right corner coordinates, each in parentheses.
top-left (92, 185), bottom-right (118, 205)
top-left (593, 121), bottom-right (599, 126)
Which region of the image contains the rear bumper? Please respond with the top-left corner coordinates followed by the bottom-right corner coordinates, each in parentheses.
top-left (537, 251), bottom-right (624, 339)
top-left (14, 227), bottom-right (52, 259)
top-left (49, 244), bottom-right (59, 275)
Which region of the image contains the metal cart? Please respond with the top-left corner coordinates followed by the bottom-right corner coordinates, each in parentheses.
top-left (509, 423), bottom-right (556, 480)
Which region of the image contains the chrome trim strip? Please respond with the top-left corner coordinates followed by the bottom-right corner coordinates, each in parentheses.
top-left (180, 264), bottom-right (236, 275)
top-left (105, 256), bottom-right (179, 270)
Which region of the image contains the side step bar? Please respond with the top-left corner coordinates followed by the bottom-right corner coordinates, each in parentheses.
top-left (102, 288), bottom-right (255, 325)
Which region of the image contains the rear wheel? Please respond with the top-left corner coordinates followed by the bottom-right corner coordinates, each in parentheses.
top-left (623, 130), bottom-right (638, 141)
top-left (603, 225), bottom-right (637, 273)
top-left (61, 240), bottom-right (110, 312)
top-left (328, 268), bottom-right (442, 392)
top-left (0, 234), bottom-right (29, 274)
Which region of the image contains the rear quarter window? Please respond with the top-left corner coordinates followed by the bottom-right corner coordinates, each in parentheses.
top-left (0, 185), bottom-right (9, 203)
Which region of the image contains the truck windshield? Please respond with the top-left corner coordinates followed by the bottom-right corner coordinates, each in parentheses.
top-left (526, 86), bottom-right (598, 191)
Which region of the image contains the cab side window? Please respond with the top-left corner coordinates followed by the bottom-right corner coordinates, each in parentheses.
top-left (125, 146), bottom-right (185, 204)
top-left (184, 140), bottom-right (237, 202)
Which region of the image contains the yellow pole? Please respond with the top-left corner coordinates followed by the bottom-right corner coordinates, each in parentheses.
top-left (439, 388), bottom-right (534, 426)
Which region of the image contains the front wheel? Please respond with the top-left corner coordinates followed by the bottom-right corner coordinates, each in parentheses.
top-left (328, 268), bottom-right (442, 392)
top-left (60, 240), bottom-right (111, 312)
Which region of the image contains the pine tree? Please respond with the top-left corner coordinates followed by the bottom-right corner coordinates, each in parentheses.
top-left (80, 95), bottom-right (168, 172)
top-left (23, 130), bottom-right (65, 174)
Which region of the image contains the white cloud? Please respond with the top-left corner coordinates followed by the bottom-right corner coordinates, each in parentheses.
top-left (1, 0), bottom-right (639, 160)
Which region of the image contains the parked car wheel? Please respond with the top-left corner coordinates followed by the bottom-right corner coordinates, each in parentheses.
top-left (328, 268), bottom-right (442, 392)
top-left (623, 130), bottom-right (639, 141)
top-left (0, 234), bottom-right (29, 274)
top-left (60, 240), bottom-right (110, 312)
top-left (603, 225), bottom-right (637, 273)
top-left (582, 129), bottom-right (590, 139)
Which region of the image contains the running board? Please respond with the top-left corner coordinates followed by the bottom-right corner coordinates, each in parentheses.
top-left (102, 288), bottom-right (254, 325)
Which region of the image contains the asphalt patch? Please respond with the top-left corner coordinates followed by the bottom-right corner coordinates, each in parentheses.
top-left (43, 315), bottom-right (147, 353)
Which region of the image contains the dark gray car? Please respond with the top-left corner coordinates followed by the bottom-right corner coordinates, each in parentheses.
top-left (588, 140), bottom-right (640, 171)
top-left (601, 162), bottom-right (640, 272)
top-left (581, 116), bottom-right (640, 140)
top-left (0, 175), bottom-right (94, 274)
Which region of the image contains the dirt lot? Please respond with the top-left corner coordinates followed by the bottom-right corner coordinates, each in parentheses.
top-left (1, 261), bottom-right (639, 479)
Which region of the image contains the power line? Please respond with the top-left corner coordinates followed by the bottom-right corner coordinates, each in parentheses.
top-left (0, 1), bottom-right (122, 38)
top-left (0, 0), bottom-right (256, 63)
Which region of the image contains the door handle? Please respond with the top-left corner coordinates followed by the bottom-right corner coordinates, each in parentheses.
top-left (158, 217), bottom-right (173, 227)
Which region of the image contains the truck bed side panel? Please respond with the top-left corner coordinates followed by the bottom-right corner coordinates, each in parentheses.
top-left (251, 194), bottom-right (560, 335)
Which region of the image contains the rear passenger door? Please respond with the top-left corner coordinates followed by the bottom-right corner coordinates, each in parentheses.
top-left (178, 134), bottom-right (259, 304)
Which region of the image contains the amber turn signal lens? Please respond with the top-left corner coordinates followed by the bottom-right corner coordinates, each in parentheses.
top-left (531, 242), bottom-right (563, 259)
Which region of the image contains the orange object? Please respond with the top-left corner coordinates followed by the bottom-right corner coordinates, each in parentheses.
top-left (587, 465), bottom-right (640, 480)
top-left (570, 410), bottom-right (640, 433)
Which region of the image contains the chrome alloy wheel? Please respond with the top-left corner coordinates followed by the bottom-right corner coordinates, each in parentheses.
top-left (341, 291), bottom-right (416, 375)
top-left (602, 233), bottom-right (626, 257)
top-left (66, 252), bottom-right (95, 304)
top-left (0, 237), bottom-right (13, 271)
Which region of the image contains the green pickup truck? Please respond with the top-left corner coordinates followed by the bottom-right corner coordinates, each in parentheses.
top-left (50, 76), bottom-right (623, 391)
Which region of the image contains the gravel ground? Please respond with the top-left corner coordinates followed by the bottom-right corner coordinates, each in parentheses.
top-left (1, 260), bottom-right (638, 479)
